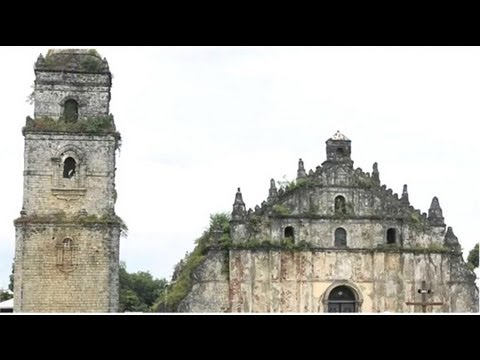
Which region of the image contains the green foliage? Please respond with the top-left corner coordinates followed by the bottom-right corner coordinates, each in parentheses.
top-left (247, 215), bottom-right (262, 234)
top-left (277, 176), bottom-right (313, 193)
top-left (209, 212), bottom-right (230, 233)
top-left (42, 50), bottom-right (104, 73)
top-left (14, 213), bottom-right (128, 238)
top-left (8, 262), bottom-right (14, 292)
top-left (154, 212), bottom-right (231, 312)
top-left (284, 236), bottom-right (294, 245)
top-left (156, 242), bottom-right (207, 312)
top-left (408, 211), bottom-right (429, 232)
top-left (272, 204), bottom-right (291, 216)
top-left (397, 243), bottom-right (449, 253)
top-left (276, 175), bottom-right (295, 190)
top-left (78, 214), bottom-right (128, 238)
top-left (119, 261), bottom-right (167, 313)
top-left (0, 290), bottom-right (13, 302)
top-left (24, 115), bottom-right (116, 133)
top-left (82, 56), bottom-right (102, 72)
top-left (227, 239), bottom-right (314, 252)
top-left (467, 243), bottom-right (479, 271)
top-left (88, 49), bottom-right (101, 57)
top-left (357, 176), bottom-right (374, 188)
top-left (23, 115), bottom-right (122, 150)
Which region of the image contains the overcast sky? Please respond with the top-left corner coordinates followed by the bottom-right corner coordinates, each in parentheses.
top-left (0, 46), bottom-right (479, 289)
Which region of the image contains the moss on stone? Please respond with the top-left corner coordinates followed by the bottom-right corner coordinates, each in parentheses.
top-left (272, 204), bottom-right (291, 216)
top-left (14, 212), bottom-right (128, 238)
top-left (155, 213), bottom-right (231, 312)
top-left (23, 115), bottom-right (122, 150)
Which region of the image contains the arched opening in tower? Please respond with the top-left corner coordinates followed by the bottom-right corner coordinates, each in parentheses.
top-left (63, 157), bottom-right (76, 178)
top-left (64, 99), bottom-right (79, 123)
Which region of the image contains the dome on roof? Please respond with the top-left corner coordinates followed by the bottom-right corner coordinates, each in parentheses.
top-left (35, 49), bottom-right (109, 74)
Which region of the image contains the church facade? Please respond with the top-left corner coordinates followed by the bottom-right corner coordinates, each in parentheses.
top-left (179, 132), bottom-right (478, 312)
top-left (13, 50), bottom-right (122, 312)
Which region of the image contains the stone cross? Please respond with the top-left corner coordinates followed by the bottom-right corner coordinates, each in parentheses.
top-left (405, 281), bottom-right (443, 313)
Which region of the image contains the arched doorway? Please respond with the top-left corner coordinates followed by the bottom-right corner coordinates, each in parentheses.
top-left (327, 285), bottom-right (358, 313)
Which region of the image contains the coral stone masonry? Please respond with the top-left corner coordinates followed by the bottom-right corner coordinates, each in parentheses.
top-left (13, 49), bottom-right (123, 312)
top-left (177, 131), bottom-right (478, 313)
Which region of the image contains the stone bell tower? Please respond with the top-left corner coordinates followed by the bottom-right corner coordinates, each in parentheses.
top-left (13, 49), bottom-right (123, 312)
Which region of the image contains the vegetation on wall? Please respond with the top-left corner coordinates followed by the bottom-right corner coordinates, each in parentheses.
top-left (356, 175), bottom-right (374, 188)
top-left (41, 49), bottom-right (105, 73)
top-left (22, 115), bottom-right (122, 150)
top-left (14, 212), bottom-right (128, 238)
top-left (153, 212), bottom-right (231, 312)
top-left (467, 243), bottom-right (479, 271)
top-left (272, 204), bottom-right (291, 216)
top-left (408, 211), bottom-right (429, 232)
top-left (277, 176), bottom-right (314, 193)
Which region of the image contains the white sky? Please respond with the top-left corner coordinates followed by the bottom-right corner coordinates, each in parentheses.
top-left (0, 46), bottom-right (479, 289)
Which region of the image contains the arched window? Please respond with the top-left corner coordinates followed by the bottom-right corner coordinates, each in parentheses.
top-left (64, 99), bottom-right (78, 123)
top-left (327, 285), bottom-right (357, 313)
top-left (335, 195), bottom-right (346, 214)
top-left (284, 226), bottom-right (294, 243)
top-left (387, 228), bottom-right (396, 244)
top-left (336, 148), bottom-right (345, 156)
top-left (63, 238), bottom-right (72, 249)
top-left (57, 238), bottom-right (74, 271)
top-left (334, 227), bottom-right (347, 247)
top-left (63, 157), bottom-right (76, 178)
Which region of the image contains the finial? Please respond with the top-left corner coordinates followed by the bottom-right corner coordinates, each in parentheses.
top-left (234, 188), bottom-right (245, 205)
top-left (297, 158), bottom-right (307, 180)
top-left (372, 162), bottom-right (380, 185)
top-left (428, 196), bottom-right (445, 226)
top-left (401, 184), bottom-right (409, 205)
top-left (232, 187), bottom-right (246, 221)
top-left (444, 226), bottom-right (460, 249)
top-left (268, 178), bottom-right (278, 202)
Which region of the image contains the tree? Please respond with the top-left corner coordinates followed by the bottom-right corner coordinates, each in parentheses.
top-left (1, 262), bottom-right (15, 302)
top-left (119, 262), bottom-right (167, 312)
top-left (467, 243), bottom-right (479, 271)
top-left (8, 262), bottom-right (14, 292)
top-left (0, 289), bottom-right (13, 302)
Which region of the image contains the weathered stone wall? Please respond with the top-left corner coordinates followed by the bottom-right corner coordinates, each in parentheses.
top-left (181, 132), bottom-right (478, 313)
top-left (34, 52), bottom-right (111, 120)
top-left (22, 133), bottom-right (117, 216)
top-left (177, 251), bottom-right (230, 312)
top-left (14, 224), bottom-right (120, 312)
top-left (14, 49), bottom-right (121, 313)
top-left (180, 248), bottom-right (478, 313)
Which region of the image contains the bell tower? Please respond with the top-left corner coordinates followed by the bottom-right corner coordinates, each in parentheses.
top-left (324, 130), bottom-right (353, 166)
top-left (13, 49), bottom-right (123, 312)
